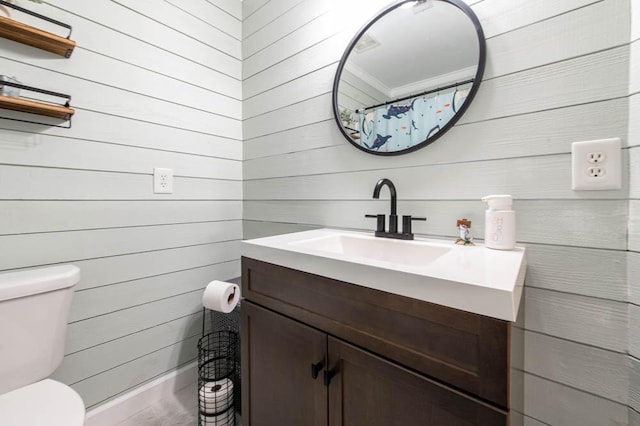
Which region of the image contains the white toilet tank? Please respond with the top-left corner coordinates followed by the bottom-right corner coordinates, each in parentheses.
top-left (0, 265), bottom-right (80, 395)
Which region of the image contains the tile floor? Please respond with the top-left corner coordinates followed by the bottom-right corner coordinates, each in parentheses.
top-left (115, 384), bottom-right (241, 426)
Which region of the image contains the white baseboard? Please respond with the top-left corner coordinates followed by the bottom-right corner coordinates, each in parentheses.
top-left (85, 361), bottom-right (198, 426)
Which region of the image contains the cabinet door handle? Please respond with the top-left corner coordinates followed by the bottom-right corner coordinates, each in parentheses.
top-left (324, 367), bottom-right (337, 386)
top-left (311, 361), bottom-right (324, 379)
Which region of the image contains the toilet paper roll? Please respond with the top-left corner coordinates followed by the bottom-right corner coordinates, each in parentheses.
top-left (200, 409), bottom-right (233, 426)
top-left (202, 281), bottom-right (240, 313)
top-left (199, 378), bottom-right (233, 414)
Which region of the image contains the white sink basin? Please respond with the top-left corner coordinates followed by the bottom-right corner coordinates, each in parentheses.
top-left (242, 228), bottom-right (526, 321)
top-left (291, 233), bottom-right (451, 268)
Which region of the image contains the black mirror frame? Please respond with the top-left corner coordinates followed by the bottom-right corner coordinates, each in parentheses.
top-left (332, 0), bottom-right (486, 156)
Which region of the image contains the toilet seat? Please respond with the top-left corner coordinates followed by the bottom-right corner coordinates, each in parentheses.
top-left (0, 379), bottom-right (85, 425)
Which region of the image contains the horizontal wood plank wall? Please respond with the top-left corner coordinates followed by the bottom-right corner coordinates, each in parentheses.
top-left (0, 0), bottom-right (242, 409)
top-left (242, 0), bottom-right (633, 424)
top-left (629, 5), bottom-right (640, 422)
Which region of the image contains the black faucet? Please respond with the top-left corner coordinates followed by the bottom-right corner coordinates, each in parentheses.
top-left (366, 178), bottom-right (426, 240)
top-left (372, 178), bottom-right (398, 233)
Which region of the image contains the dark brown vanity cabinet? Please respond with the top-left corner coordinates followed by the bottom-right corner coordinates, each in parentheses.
top-left (241, 257), bottom-right (510, 425)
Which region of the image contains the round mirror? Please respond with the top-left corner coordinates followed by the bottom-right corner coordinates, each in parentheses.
top-left (333, 0), bottom-right (486, 155)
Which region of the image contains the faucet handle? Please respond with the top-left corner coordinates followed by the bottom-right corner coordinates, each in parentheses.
top-left (365, 214), bottom-right (385, 233)
top-left (402, 215), bottom-right (426, 236)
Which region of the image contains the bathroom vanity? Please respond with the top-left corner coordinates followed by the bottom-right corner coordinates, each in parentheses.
top-left (241, 229), bottom-right (526, 425)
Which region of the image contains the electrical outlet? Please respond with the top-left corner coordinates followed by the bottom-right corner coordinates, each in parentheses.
top-left (571, 138), bottom-right (621, 190)
top-left (153, 168), bottom-right (173, 194)
top-left (587, 166), bottom-right (605, 177)
top-left (587, 152), bottom-right (605, 164)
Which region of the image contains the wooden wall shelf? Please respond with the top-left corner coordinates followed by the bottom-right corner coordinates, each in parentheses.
top-left (0, 95), bottom-right (74, 120)
top-left (0, 81), bottom-right (73, 127)
top-left (0, 1), bottom-right (75, 58)
top-left (0, 16), bottom-right (75, 57)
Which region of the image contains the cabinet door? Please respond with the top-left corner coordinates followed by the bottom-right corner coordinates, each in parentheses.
top-left (241, 301), bottom-right (327, 426)
top-left (327, 337), bottom-right (507, 426)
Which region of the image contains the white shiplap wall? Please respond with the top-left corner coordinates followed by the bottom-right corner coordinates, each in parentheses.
top-left (242, 0), bottom-right (633, 424)
top-left (629, 1), bottom-right (640, 424)
top-left (0, 0), bottom-right (242, 409)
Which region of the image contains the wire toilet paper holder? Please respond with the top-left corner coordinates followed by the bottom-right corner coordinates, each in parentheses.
top-left (198, 279), bottom-right (241, 425)
top-left (198, 329), bottom-right (238, 425)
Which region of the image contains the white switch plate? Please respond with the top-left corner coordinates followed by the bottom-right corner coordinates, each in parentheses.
top-left (153, 168), bottom-right (173, 193)
top-left (571, 138), bottom-right (621, 190)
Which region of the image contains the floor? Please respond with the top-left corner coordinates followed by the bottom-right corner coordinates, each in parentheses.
top-left (115, 385), bottom-right (241, 426)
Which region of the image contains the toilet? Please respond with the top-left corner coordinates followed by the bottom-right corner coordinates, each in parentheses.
top-left (0, 265), bottom-right (86, 425)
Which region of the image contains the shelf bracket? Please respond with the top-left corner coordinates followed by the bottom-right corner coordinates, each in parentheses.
top-left (0, 114), bottom-right (72, 129)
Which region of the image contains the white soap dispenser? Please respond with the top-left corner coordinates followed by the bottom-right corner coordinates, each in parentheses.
top-left (481, 195), bottom-right (516, 250)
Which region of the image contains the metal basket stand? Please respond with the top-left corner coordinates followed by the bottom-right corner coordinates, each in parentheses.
top-left (197, 330), bottom-right (238, 426)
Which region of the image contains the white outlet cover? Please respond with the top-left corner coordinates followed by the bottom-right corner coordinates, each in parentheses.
top-left (153, 168), bottom-right (174, 194)
top-left (571, 138), bottom-right (622, 191)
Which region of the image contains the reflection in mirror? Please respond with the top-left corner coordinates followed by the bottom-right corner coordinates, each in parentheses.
top-left (333, 0), bottom-right (485, 155)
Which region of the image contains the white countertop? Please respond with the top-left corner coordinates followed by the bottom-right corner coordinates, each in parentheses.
top-left (242, 228), bottom-right (526, 322)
